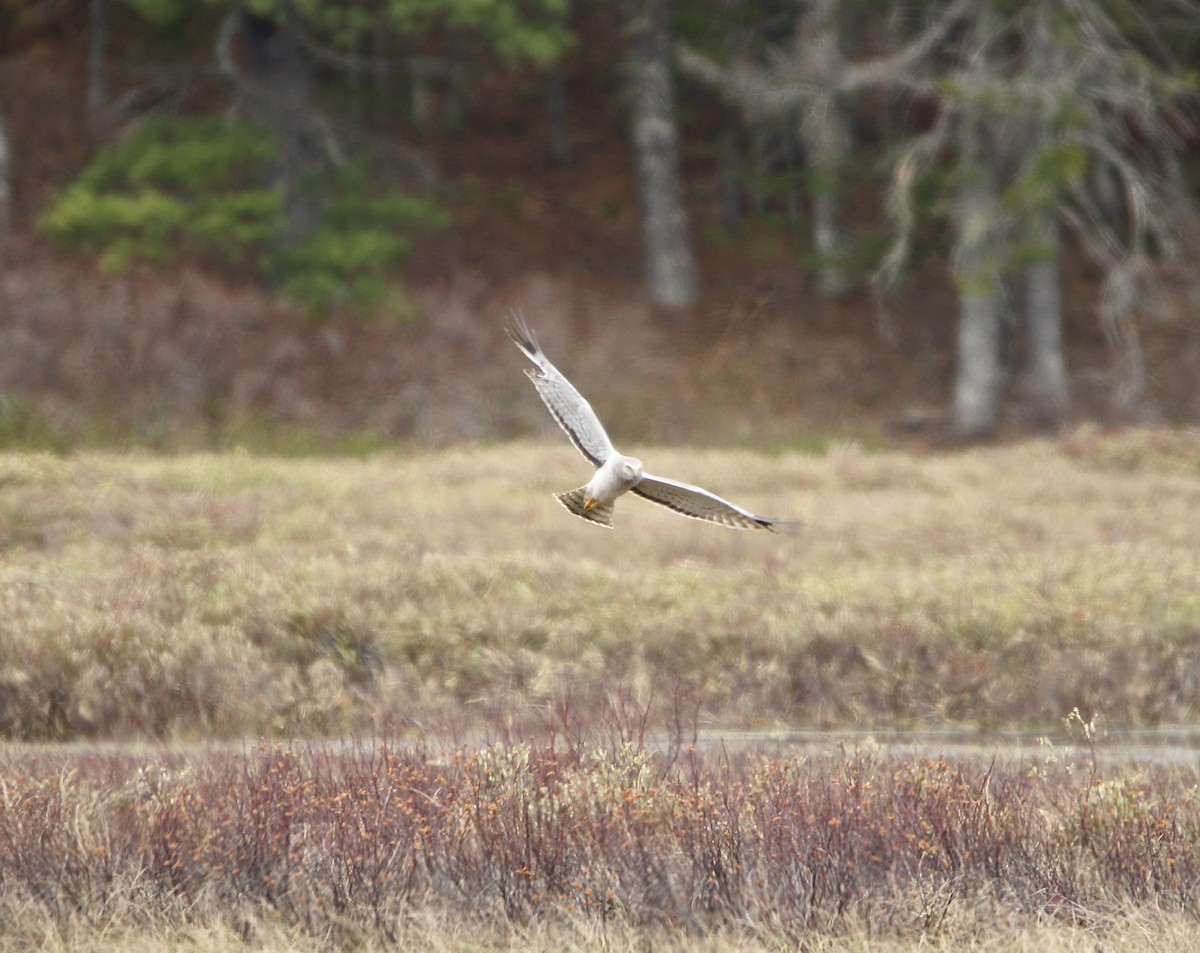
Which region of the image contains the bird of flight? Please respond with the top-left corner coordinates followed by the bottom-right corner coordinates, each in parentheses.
top-left (508, 314), bottom-right (795, 531)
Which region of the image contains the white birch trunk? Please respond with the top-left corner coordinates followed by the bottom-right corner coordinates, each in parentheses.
top-left (797, 0), bottom-right (849, 297)
top-left (629, 0), bottom-right (698, 308)
top-left (808, 136), bottom-right (848, 297)
top-left (954, 273), bottom-right (1003, 435)
top-left (1023, 211), bottom-right (1068, 425)
top-left (953, 119), bottom-right (1003, 436)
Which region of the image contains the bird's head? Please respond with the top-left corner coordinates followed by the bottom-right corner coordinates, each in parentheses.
top-left (620, 457), bottom-right (644, 482)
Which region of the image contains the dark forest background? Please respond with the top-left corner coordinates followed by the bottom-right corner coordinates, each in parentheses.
top-left (2, 0), bottom-right (1199, 451)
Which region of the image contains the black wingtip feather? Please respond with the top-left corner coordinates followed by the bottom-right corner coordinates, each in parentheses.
top-left (506, 311), bottom-right (539, 358)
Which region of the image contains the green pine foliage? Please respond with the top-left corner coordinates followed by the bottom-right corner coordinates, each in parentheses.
top-left (269, 164), bottom-right (451, 316)
top-left (42, 116), bottom-right (282, 272)
top-left (383, 0), bottom-right (573, 67)
top-left (41, 117), bottom-right (448, 317)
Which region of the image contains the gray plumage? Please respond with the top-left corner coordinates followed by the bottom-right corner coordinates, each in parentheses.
top-left (508, 314), bottom-right (790, 531)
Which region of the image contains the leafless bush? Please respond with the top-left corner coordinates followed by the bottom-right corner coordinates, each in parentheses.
top-left (0, 733), bottom-right (1197, 944)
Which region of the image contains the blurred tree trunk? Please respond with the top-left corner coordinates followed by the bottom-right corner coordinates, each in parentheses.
top-left (628, 0), bottom-right (698, 309)
top-left (217, 2), bottom-right (341, 245)
top-left (87, 0), bottom-right (107, 123)
top-left (952, 114), bottom-right (1003, 437)
top-left (347, 17), bottom-right (365, 148)
top-left (1022, 210), bottom-right (1067, 425)
top-left (240, 5), bottom-right (322, 243)
top-left (717, 104), bottom-right (743, 229)
top-left (0, 104), bottom-right (10, 238)
top-left (796, 0), bottom-right (850, 296)
top-left (1014, 11), bottom-right (1067, 427)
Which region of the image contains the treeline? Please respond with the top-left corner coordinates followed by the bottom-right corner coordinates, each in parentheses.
top-left (2, 0), bottom-right (1198, 435)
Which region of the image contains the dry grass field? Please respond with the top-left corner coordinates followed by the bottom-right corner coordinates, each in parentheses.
top-left (3, 429), bottom-right (1200, 951)
top-left (2, 428), bottom-right (1200, 740)
top-left (16, 918), bottom-right (1200, 953)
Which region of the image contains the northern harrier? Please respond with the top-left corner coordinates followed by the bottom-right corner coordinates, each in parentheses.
top-left (508, 314), bottom-right (793, 531)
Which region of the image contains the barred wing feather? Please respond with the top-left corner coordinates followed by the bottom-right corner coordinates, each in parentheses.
top-left (632, 474), bottom-right (779, 531)
top-left (506, 315), bottom-right (613, 468)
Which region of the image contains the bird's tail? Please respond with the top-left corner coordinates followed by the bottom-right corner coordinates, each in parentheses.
top-left (555, 487), bottom-right (614, 528)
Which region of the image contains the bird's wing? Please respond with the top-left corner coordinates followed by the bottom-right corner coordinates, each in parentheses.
top-left (507, 313), bottom-right (614, 467)
top-left (632, 474), bottom-right (786, 531)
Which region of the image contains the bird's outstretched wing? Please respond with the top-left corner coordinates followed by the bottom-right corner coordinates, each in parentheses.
top-left (632, 474), bottom-right (788, 531)
top-left (507, 313), bottom-right (614, 467)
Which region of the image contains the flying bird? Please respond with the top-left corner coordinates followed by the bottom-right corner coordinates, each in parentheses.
top-left (508, 314), bottom-right (793, 531)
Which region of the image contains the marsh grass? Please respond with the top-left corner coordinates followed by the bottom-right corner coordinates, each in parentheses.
top-left (13, 917), bottom-right (1200, 953)
top-left (3, 429), bottom-right (1200, 740)
top-left (4, 430), bottom-right (1200, 950)
top-left (0, 736), bottom-right (1198, 950)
